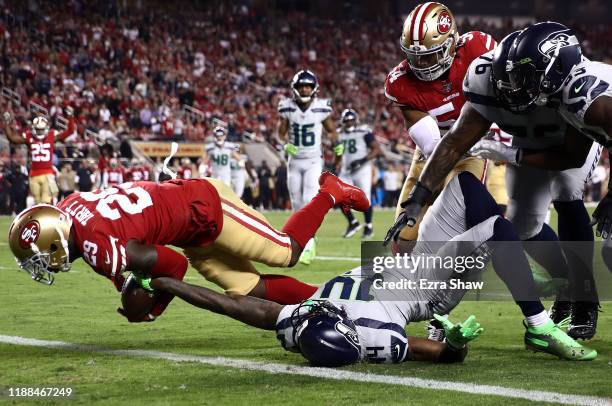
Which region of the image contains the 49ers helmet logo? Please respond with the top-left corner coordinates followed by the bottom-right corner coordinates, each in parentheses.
top-left (20, 220), bottom-right (40, 249)
top-left (437, 11), bottom-right (452, 34)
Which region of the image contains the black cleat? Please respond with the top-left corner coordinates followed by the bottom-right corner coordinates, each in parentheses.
top-left (426, 318), bottom-right (446, 342)
top-left (549, 300), bottom-right (572, 324)
top-left (362, 225), bottom-right (374, 240)
top-left (568, 302), bottom-right (600, 340)
top-left (343, 221), bottom-right (362, 238)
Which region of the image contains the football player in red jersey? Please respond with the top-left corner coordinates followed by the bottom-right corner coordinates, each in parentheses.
top-left (177, 157), bottom-right (194, 179)
top-left (102, 158), bottom-right (124, 188)
top-left (2, 109), bottom-right (76, 204)
top-left (8, 172), bottom-right (369, 322)
top-left (384, 2), bottom-right (496, 242)
top-left (127, 158), bottom-right (146, 182)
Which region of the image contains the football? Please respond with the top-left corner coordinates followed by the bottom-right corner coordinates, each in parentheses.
top-left (121, 274), bottom-right (157, 321)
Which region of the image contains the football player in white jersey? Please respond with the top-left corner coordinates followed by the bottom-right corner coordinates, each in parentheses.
top-left (335, 109), bottom-right (382, 239)
top-left (277, 70), bottom-right (338, 264)
top-left (144, 171), bottom-right (596, 364)
top-left (230, 146), bottom-right (251, 199)
top-left (206, 126), bottom-right (240, 187)
top-left (388, 28), bottom-right (603, 340)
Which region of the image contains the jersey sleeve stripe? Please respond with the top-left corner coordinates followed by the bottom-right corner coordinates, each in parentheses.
top-left (311, 108), bottom-right (332, 113)
top-left (109, 236), bottom-right (119, 278)
top-left (354, 317), bottom-right (406, 336)
top-left (485, 34), bottom-right (492, 50)
top-left (464, 91), bottom-right (503, 107)
top-left (278, 107), bottom-right (296, 113)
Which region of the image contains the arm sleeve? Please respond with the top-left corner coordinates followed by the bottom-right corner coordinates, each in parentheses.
top-left (149, 245), bottom-right (188, 317)
top-left (57, 118), bottom-right (76, 141)
top-left (408, 115), bottom-right (441, 158)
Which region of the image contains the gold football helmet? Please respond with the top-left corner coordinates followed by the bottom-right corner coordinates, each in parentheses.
top-left (400, 2), bottom-right (459, 81)
top-left (32, 116), bottom-right (50, 139)
top-left (8, 204), bottom-right (73, 285)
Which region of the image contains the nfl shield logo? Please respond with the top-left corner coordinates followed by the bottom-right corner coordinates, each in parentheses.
top-left (442, 81), bottom-right (452, 93)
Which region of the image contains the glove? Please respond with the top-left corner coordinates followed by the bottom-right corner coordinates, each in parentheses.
top-left (2, 111), bottom-right (11, 124)
top-left (470, 140), bottom-right (520, 165)
top-left (349, 158), bottom-right (368, 173)
top-left (383, 182), bottom-right (431, 246)
top-left (333, 143), bottom-right (345, 156)
top-left (591, 191), bottom-right (612, 239)
top-left (433, 314), bottom-right (483, 349)
top-left (132, 273), bottom-right (154, 292)
top-left (284, 143), bottom-right (298, 156)
top-left (65, 106), bottom-right (74, 117)
top-left (116, 307), bottom-right (156, 323)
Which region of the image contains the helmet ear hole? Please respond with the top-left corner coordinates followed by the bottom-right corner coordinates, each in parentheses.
top-left (49, 243), bottom-right (58, 253)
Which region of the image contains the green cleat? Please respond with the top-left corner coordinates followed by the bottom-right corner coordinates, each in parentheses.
top-left (299, 238), bottom-right (317, 265)
top-left (524, 319), bottom-right (597, 361)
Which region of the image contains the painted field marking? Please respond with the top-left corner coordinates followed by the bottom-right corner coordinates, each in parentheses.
top-left (0, 335), bottom-right (609, 406)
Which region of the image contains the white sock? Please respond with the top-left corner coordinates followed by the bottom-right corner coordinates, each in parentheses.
top-left (525, 310), bottom-right (550, 328)
top-left (365, 223), bottom-right (372, 228)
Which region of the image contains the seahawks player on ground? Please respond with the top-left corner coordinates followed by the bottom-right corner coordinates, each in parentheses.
top-left (386, 25), bottom-right (605, 341)
top-left (335, 109), bottom-right (382, 239)
top-left (145, 169), bottom-right (596, 364)
top-left (277, 70), bottom-right (338, 264)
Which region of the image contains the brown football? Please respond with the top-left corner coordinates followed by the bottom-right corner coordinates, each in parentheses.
top-left (121, 275), bottom-right (157, 321)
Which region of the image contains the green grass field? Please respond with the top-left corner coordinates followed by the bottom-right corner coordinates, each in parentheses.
top-left (1, 211), bottom-right (610, 405)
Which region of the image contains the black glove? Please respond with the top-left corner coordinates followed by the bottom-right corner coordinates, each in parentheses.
top-left (591, 192), bottom-right (612, 239)
top-left (349, 158), bottom-right (368, 173)
top-left (383, 182), bottom-right (432, 246)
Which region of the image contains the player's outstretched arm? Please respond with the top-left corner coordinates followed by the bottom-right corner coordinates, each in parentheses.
top-left (407, 337), bottom-right (468, 363)
top-left (150, 277), bottom-right (283, 330)
top-left (323, 115), bottom-right (338, 144)
top-left (419, 102), bottom-right (491, 192)
top-left (2, 112), bottom-right (26, 144)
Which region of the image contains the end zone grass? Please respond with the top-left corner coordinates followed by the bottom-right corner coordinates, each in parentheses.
top-left (1, 211), bottom-right (610, 405)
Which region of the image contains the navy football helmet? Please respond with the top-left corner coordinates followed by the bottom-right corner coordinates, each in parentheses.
top-left (291, 70), bottom-right (319, 104)
top-left (341, 108), bottom-right (359, 131)
top-left (291, 300), bottom-right (361, 367)
top-left (491, 31), bottom-right (521, 111)
top-left (506, 22), bottom-right (582, 112)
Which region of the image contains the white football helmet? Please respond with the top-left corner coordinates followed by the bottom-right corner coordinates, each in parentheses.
top-left (32, 116), bottom-right (50, 139)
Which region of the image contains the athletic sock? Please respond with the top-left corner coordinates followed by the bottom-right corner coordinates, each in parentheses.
top-left (525, 310), bottom-right (551, 328)
top-left (491, 217), bottom-right (546, 317)
top-left (364, 206), bottom-right (373, 224)
top-left (261, 274), bottom-right (317, 304)
top-left (282, 192), bottom-right (334, 248)
top-left (344, 209), bottom-right (356, 224)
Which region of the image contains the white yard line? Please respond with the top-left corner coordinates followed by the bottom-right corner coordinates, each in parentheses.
top-left (315, 255), bottom-right (361, 262)
top-left (0, 335), bottom-right (609, 405)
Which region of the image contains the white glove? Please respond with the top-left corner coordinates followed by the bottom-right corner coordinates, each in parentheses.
top-left (470, 140), bottom-right (519, 165)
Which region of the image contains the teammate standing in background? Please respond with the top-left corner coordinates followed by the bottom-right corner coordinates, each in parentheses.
top-left (206, 126), bottom-right (240, 186)
top-left (102, 158), bottom-right (124, 189)
top-left (277, 69), bottom-right (338, 264)
top-left (2, 109), bottom-right (75, 204)
top-left (336, 109), bottom-right (382, 239)
top-left (230, 145), bottom-right (252, 199)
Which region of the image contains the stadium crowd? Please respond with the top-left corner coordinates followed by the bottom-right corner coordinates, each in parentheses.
top-left (0, 1), bottom-right (610, 213)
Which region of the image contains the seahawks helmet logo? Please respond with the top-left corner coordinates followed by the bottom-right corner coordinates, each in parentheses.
top-left (335, 321), bottom-right (360, 348)
top-left (538, 31), bottom-right (578, 57)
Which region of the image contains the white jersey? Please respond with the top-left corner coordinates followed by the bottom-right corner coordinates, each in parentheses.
top-left (338, 125), bottom-right (374, 172)
top-left (206, 142), bottom-right (236, 182)
top-left (276, 175), bottom-right (496, 363)
top-left (557, 58), bottom-right (612, 148)
top-left (278, 97), bottom-right (332, 160)
top-left (463, 50), bottom-right (567, 149)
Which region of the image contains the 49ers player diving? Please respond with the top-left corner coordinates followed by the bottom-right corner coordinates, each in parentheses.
top-left (8, 172), bottom-right (369, 322)
top-left (384, 1), bottom-right (496, 242)
top-left (2, 109), bottom-right (76, 204)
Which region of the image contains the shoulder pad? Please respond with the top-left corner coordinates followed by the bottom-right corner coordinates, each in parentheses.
top-left (277, 98), bottom-right (296, 113)
top-left (385, 61), bottom-right (417, 106)
top-left (463, 51), bottom-right (496, 102)
top-left (311, 98), bottom-right (333, 114)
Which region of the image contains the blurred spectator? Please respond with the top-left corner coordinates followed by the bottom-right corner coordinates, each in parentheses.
top-left (0, 161), bottom-right (10, 214)
top-left (383, 164), bottom-right (403, 207)
top-left (275, 162), bottom-right (290, 209)
top-left (57, 163), bottom-right (77, 200)
top-left (76, 160), bottom-right (96, 192)
top-left (7, 162), bottom-right (29, 214)
top-left (258, 160), bottom-right (273, 209)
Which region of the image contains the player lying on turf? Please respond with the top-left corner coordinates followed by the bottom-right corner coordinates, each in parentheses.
top-left (7, 172), bottom-right (369, 322)
top-left (142, 172), bottom-right (595, 363)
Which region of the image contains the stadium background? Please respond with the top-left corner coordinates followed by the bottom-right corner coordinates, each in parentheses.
top-left (0, 0), bottom-right (610, 213)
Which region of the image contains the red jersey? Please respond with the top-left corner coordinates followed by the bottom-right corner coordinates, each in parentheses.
top-left (58, 179), bottom-right (223, 290)
top-left (385, 31), bottom-right (496, 131)
top-left (177, 166), bottom-right (193, 179)
top-left (22, 119), bottom-right (75, 177)
top-left (102, 167), bottom-right (124, 188)
top-left (128, 166), bottom-right (146, 182)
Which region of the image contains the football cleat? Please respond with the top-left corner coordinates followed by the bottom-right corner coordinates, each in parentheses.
top-left (319, 171), bottom-right (370, 213)
top-left (343, 221), bottom-right (362, 238)
top-left (426, 318), bottom-right (446, 342)
top-left (299, 238), bottom-right (317, 265)
top-left (568, 302), bottom-right (600, 340)
top-left (524, 319), bottom-right (597, 361)
top-left (549, 300), bottom-right (572, 324)
top-left (362, 224), bottom-right (374, 240)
